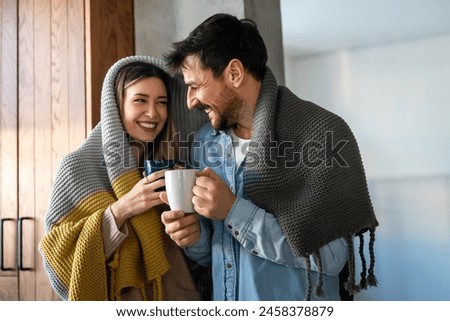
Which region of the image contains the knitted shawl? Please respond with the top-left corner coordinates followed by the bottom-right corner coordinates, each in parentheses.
top-left (243, 68), bottom-right (379, 300)
top-left (39, 56), bottom-right (191, 300)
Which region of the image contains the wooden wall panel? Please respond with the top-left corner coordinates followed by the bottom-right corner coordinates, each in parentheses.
top-left (18, 0), bottom-right (37, 300)
top-left (34, 0), bottom-right (54, 300)
top-left (0, 0), bottom-right (18, 239)
top-left (16, 0), bottom-right (86, 300)
top-left (85, 0), bottom-right (135, 130)
top-left (50, 0), bottom-right (70, 166)
top-left (68, 0), bottom-right (86, 150)
top-left (0, 0), bottom-right (19, 300)
top-left (0, 277), bottom-right (18, 301)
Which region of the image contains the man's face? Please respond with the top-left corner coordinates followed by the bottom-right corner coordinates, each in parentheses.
top-left (181, 55), bottom-right (243, 130)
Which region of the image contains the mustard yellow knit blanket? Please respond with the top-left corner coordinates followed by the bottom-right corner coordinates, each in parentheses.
top-left (39, 170), bottom-right (169, 300)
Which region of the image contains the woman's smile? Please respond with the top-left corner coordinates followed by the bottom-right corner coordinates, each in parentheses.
top-left (137, 120), bottom-right (158, 131)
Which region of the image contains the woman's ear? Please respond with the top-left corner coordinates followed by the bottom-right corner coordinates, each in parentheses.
top-left (226, 59), bottom-right (244, 88)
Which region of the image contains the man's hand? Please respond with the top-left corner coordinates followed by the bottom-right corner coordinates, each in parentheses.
top-left (161, 210), bottom-right (201, 248)
top-left (192, 168), bottom-right (236, 220)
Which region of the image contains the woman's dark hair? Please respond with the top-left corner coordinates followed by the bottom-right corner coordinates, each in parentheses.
top-left (115, 62), bottom-right (179, 161)
top-left (165, 13), bottom-right (267, 81)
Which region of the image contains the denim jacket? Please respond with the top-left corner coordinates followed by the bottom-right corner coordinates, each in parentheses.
top-left (185, 123), bottom-right (349, 301)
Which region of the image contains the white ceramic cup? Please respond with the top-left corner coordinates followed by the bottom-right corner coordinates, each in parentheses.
top-left (164, 169), bottom-right (198, 213)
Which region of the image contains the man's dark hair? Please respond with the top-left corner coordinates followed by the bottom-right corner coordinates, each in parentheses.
top-left (164, 13), bottom-right (268, 81)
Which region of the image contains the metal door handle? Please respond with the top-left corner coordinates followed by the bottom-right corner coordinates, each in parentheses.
top-left (1, 218), bottom-right (14, 271)
top-left (17, 217), bottom-right (33, 271)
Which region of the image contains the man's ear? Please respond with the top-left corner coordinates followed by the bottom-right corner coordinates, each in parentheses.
top-left (226, 59), bottom-right (244, 88)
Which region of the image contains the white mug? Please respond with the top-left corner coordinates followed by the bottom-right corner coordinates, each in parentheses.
top-left (164, 169), bottom-right (198, 213)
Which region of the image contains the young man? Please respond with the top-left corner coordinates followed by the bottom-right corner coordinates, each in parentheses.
top-left (161, 13), bottom-right (378, 301)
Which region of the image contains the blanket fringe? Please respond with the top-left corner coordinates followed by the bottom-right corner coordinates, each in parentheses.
top-left (304, 256), bottom-right (312, 301)
top-left (344, 231), bottom-right (378, 297)
top-left (358, 233), bottom-right (368, 289)
top-left (108, 250), bottom-right (120, 300)
top-left (367, 229), bottom-right (378, 287)
top-left (343, 236), bottom-right (360, 295)
top-left (313, 250), bottom-right (324, 297)
top-left (303, 231), bottom-right (378, 300)
top-left (153, 278), bottom-right (163, 301)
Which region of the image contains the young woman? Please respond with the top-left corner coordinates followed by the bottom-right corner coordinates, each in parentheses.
top-left (39, 56), bottom-right (202, 301)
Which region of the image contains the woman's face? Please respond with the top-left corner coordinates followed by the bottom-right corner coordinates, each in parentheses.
top-left (121, 77), bottom-right (168, 143)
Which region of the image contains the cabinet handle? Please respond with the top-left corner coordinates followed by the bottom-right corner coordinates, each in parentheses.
top-left (1, 218), bottom-right (14, 271)
top-left (17, 217), bottom-right (33, 271)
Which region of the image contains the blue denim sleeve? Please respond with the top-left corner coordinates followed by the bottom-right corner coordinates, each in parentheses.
top-left (184, 126), bottom-right (212, 266)
top-left (224, 197), bottom-right (349, 276)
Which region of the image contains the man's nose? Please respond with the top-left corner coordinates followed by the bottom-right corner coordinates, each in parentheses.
top-left (187, 87), bottom-right (199, 110)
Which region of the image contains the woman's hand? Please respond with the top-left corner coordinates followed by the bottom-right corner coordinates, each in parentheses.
top-left (110, 170), bottom-right (167, 228)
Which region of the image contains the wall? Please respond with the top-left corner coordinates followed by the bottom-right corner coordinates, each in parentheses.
top-left (285, 35), bottom-right (450, 300)
top-left (134, 0), bottom-right (244, 59)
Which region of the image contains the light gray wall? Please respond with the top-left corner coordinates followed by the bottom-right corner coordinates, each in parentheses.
top-left (134, 0), bottom-right (177, 59)
top-left (244, 0), bottom-right (285, 84)
top-left (285, 35), bottom-right (450, 300)
top-left (285, 35), bottom-right (450, 180)
top-left (173, 0), bottom-right (244, 41)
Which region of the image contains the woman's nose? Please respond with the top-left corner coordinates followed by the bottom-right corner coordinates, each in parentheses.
top-left (145, 103), bottom-right (157, 118)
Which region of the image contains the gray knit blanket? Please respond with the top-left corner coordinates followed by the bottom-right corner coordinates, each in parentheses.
top-left (244, 68), bottom-right (379, 299)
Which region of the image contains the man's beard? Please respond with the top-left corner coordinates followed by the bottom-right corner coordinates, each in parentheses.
top-left (212, 84), bottom-right (243, 131)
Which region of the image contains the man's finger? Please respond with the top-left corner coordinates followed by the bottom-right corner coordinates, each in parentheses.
top-left (161, 210), bottom-right (184, 224)
top-left (196, 167), bottom-right (220, 180)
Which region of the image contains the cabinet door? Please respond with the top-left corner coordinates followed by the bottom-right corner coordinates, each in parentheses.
top-left (1, 0), bottom-right (134, 301)
top-left (0, 0), bottom-right (19, 301)
top-left (13, 0), bottom-right (88, 300)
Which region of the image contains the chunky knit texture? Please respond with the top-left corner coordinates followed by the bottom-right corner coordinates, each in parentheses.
top-left (244, 68), bottom-right (379, 300)
top-left (38, 56), bottom-right (190, 300)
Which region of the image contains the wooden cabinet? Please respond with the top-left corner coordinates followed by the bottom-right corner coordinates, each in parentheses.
top-left (0, 0), bottom-right (133, 300)
top-left (1, 0), bottom-right (20, 301)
